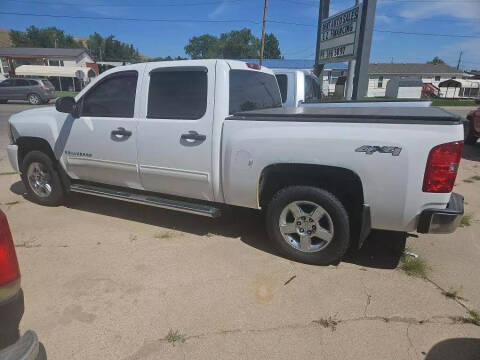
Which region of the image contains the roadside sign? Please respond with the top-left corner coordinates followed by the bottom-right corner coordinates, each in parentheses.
top-left (316, 4), bottom-right (362, 64)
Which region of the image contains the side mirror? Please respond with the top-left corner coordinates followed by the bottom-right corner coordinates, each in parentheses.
top-left (55, 96), bottom-right (76, 114)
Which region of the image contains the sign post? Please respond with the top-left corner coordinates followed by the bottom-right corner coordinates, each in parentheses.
top-left (313, 0), bottom-right (330, 77)
top-left (352, 0), bottom-right (377, 100)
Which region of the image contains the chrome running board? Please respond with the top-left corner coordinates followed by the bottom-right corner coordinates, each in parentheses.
top-left (70, 183), bottom-right (221, 218)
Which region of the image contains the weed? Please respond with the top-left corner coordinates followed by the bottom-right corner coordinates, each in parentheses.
top-left (0, 171), bottom-right (17, 176)
top-left (4, 200), bottom-right (19, 206)
top-left (463, 179), bottom-right (474, 183)
top-left (472, 175), bottom-right (480, 181)
top-left (315, 316), bottom-right (338, 331)
top-left (442, 288), bottom-right (461, 300)
top-left (455, 310), bottom-right (480, 326)
top-left (400, 256), bottom-right (428, 278)
top-left (166, 329), bottom-right (186, 346)
top-left (464, 175), bottom-right (480, 183)
top-left (460, 215), bottom-right (472, 227)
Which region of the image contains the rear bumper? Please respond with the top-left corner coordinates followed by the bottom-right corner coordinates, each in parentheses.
top-left (0, 331), bottom-right (41, 360)
top-left (417, 193), bottom-right (464, 234)
top-left (6, 145), bottom-right (19, 173)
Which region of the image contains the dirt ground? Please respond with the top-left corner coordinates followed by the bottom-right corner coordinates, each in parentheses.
top-left (0, 103), bottom-right (479, 359)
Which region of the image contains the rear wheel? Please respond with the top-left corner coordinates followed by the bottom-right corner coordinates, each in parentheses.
top-left (21, 151), bottom-right (64, 206)
top-left (266, 186), bottom-right (350, 265)
top-left (27, 93), bottom-right (42, 105)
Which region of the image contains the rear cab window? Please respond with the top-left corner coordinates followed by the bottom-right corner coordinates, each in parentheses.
top-left (229, 70), bottom-right (282, 114)
top-left (304, 74), bottom-right (322, 102)
top-left (275, 74), bottom-right (288, 103)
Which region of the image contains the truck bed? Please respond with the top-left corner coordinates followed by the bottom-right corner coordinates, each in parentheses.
top-left (228, 106), bottom-right (462, 125)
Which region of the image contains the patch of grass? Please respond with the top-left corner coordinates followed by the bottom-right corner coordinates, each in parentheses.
top-left (400, 256), bottom-right (428, 277)
top-left (0, 171), bottom-right (17, 176)
top-left (463, 175), bottom-right (480, 183)
top-left (166, 329), bottom-right (186, 346)
top-left (460, 215), bottom-right (472, 227)
top-left (463, 179), bottom-right (474, 183)
top-left (456, 310), bottom-right (480, 326)
top-left (155, 231), bottom-right (174, 239)
top-left (56, 91), bottom-right (78, 98)
top-left (431, 98), bottom-right (477, 107)
top-left (4, 200), bottom-right (19, 206)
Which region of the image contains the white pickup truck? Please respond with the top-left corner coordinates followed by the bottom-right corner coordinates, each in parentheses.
top-left (7, 60), bottom-right (464, 265)
top-left (273, 68), bottom-right (432, 108)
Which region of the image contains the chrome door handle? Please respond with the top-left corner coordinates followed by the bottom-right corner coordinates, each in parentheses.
top-left (180, 131), bottom-right (206, 141)
top-left (111, 127), bottom-right (132, 137)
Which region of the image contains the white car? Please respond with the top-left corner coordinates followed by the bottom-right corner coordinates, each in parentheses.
top-left (7, 60), bottom-right (464, 265)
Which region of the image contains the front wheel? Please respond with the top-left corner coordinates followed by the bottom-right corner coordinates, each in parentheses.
top-left (266, 186), bottom-right (350, 265)
top-left (21, 151), bottom-right (65, 206)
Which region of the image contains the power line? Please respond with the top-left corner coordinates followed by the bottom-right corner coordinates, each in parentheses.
top-left (1, 11), bottom-right (479, 40)
top-left (4, 0), bottom-right (244, 7)
top-left (280, 0), bottom-right (480, 6)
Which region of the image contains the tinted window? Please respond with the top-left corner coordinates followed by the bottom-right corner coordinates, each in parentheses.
top-left (275, 74), bottom-right (288, 103)
top-left (229, 70), bottom-right (282, 114)
top-left (0, 80), bottom-right (13, 87)
top-left (304, 75), bottom-right (321, 101)
top-left (41, 80), bottom-right (55, 89)
top-left (28, 80), bottom-right (39, 86)
top-left (147, 69), bottom-right (207, 120)
top-left (15, 79), bottom-right (30, 86)
top-left (82, 71), bottom-right (138, 118)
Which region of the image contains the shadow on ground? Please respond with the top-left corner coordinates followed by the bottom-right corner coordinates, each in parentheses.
top-left (462, 143), bottom-right (480, 162)
top-left (424, 338), bottom-right (480, 360)
top-left (11, 181), bottom-right (403, 270)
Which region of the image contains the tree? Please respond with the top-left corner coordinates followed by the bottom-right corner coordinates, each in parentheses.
top-left (184, 28), bottom-right (281, 59)
top-left (10, 26), bottom-right (82, 48)
top-left (263, 33), bottom-right (281, 59)
top-left (86, 32), bottom-right (141, 62)
top-left (185, 34), bottom-right (221, 59)
top-left (427, 56), bottom-right (445, 65)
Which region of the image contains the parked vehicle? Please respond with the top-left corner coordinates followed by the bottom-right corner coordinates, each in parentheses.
top-left (464, 103), bottom-right (480, 145)
top-left (0, 78), bottom-right (56, 105)
top-left (0, 210), bottom-right (44, 359)
top-left (273, 69), bottom-right (432, 108)
top-left (7, 60), bottom-right (464, 265)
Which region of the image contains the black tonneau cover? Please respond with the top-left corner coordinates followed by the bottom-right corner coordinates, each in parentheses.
top-left (228, 106), bottom-right (462, 125)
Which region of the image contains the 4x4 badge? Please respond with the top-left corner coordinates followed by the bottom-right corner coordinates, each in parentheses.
top-left (355, 145), bottom-right (402, 156)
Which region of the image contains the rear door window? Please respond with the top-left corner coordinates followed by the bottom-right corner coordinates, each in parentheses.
top-left (275, 74), bottom-right (288, 103)
top-left (147, 68), bottom-right (208, 120)
top-left (229, 70), bottom-right (282, 114)
top-left (41, 80), bottom-right (55, 89)
top-left (14, 79), bottom-right (30, 87)
top-left (28, 80), bottom-right (39, 86)
top-left (81, 71), bottom-right (138, 118)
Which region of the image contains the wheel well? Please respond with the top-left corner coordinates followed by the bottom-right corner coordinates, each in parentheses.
top-left (17, 137), bottom-right (56, 172)
top-left (259, 163), bottom-right (365, 243)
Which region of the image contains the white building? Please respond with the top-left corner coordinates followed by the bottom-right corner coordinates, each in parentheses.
top-left (0, 47), bottom-right (96, 90)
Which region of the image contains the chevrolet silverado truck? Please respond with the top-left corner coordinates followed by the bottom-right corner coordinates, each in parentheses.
top-left (7, 60), bottom-right (464, 265)
top-left (273, 68), bottom-right (432, 108)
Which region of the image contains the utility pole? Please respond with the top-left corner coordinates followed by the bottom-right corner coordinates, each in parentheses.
top-left (345, 0), bottom-right (359, 100)
top-left (313, 0), bottom-right (330, 77)
top-left (259, 0), bottom-right (269, 67)
top-left (456, 50), bottom-right (463, 70)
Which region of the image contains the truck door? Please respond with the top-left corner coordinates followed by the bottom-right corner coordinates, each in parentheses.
top-left (136, 62), bottom-right (215, 201)
top-left (63, 69), bottom-right (143, 189)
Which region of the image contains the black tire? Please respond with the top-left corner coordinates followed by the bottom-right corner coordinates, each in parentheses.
top-left (266, 186), bottom-right (350, 265)
top-left (21, 151), bottom-right (64, 206)
top-left (27, 93), bottom-right (42, 105)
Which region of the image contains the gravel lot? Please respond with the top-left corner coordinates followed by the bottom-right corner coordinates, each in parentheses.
top-left (1, 103), bottom-right (479, 359)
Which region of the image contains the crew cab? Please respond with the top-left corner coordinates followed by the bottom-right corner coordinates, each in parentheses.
top-left (273, 68), bottom-right (432, 108)
top-left (6, 60), bottom-right (464, 265)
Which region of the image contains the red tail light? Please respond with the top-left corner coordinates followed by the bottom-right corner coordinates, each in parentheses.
top-left (246, 62), bottom-right (261, 70)
top-left (423, 141), bottom-right (463, 193)
top-left (0, 210), bottom-right (20, 286)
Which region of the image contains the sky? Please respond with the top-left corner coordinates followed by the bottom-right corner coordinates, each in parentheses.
top-left (0, 0), bottom-right (479, 70)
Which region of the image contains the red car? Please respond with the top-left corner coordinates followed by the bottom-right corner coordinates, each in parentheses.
top-left (464, 104), bottom-right (480, 145)
top-left (0, 210), bottom-right (45, 359)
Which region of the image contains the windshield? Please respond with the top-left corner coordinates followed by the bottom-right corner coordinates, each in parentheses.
top-left (229, 70), bottom-right (282, 114)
